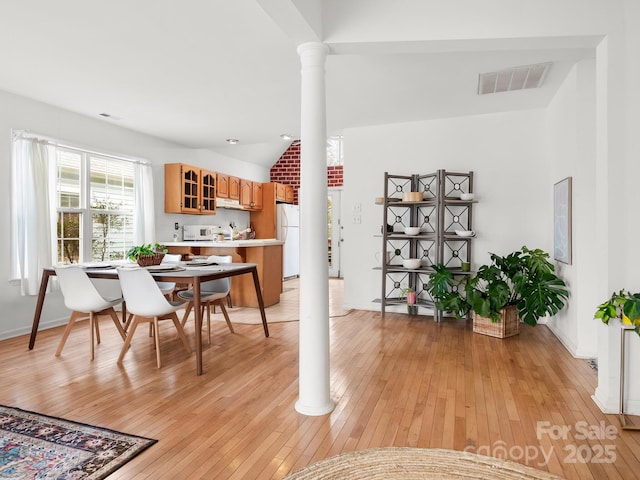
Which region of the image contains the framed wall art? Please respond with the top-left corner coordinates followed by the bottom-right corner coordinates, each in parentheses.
top-left (553, 177), bottom-right (572, 264)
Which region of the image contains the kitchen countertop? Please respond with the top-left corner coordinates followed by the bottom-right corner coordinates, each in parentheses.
top-left (162, 239), bottom-right (283, 247)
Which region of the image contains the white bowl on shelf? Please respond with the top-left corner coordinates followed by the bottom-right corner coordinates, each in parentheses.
top-left (402, 258), bottom-right (422, 269)
top-left (455, 230), bottom-right (476, 237)
top-left (459, 193), bottom-right (475, 201)
top-left (404, 227), bottom-right (421, 236)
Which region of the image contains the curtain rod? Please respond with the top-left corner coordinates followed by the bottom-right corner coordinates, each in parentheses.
top-left (12, 129), bottom-right (151, 166)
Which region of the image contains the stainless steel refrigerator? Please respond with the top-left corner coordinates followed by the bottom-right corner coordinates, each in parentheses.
top-left (276, 204), bottom-right (300, 279)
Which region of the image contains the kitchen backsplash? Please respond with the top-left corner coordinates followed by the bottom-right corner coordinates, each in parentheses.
top-left (160, 208), bottom-right (251, 242)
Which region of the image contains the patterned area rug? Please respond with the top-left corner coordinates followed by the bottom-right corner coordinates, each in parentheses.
top-left (0, 405), bottom-right (156, 479)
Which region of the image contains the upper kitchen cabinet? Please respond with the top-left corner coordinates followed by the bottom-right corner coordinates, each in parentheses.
top-left (240, 179), bottom-right (263, 210)
top-left (229, 176), bottom-right (240, 200)
top-left (275, 183), bottom-right (294, 203)
top-left (216, 172), bottom-right (229, 198)
top-left (216, 173), bottom-right (240, 200)
top-left (165, 163), bottom-right (216, 215)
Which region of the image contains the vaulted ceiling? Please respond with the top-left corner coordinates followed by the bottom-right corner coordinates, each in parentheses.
top-left (0, 1), bottom-right (599, 167)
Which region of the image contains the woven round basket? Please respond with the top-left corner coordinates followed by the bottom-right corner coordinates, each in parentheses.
top-left (135, 253), bottom-right (165, 267)
top-left (282, 447), bottom-right (566, 480)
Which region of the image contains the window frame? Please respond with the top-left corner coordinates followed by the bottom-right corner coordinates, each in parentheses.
top-left (55, 146), bottom-right (136, 265)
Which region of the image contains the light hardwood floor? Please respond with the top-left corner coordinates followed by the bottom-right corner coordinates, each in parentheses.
top-left (2, 278), bottom-right (639, 479)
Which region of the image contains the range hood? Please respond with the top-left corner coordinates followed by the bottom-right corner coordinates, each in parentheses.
top-left (216, 197), bottom-right (245, 210)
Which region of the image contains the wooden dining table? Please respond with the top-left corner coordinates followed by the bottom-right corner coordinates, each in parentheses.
top-left (28, 263), bottom-right (270, 375)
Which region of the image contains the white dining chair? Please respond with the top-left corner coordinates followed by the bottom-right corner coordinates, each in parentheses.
top-left (117, 267), bottom-right (192, 368)
top-left (179, 255), bottom-right (234, 344)
top-left (54, 266), bottom-right (127, 360)
top-left (156, 253), bottom-right (183, 300)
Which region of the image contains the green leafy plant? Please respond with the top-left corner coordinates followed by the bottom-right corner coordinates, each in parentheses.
top-left (425, 264), bottom-right (470, 318)
top-left (126, 243), bottom-right (168, 261)
top-left (426, 246), bottom-right (569, 326)
top-left (595, 290), bottom-right (640, 334)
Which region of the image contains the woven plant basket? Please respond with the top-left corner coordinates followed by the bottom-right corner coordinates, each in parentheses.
top-left (473, 304), bottom-right (520, 338)
top-left (136, 253), bottom-right (165, 267)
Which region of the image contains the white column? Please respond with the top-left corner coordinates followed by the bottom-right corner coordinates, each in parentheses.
top-left (295, 41), bottom-right (334, 416)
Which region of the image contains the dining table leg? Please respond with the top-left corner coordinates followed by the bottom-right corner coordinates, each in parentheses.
top-left (29, 270), bottom-right (53, 349)
top-left (193, 277), bottom-right (203, 375)
top-left (251, 267), bottom-right (269, 338)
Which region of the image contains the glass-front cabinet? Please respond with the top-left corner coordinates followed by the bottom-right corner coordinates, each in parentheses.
top-left (165, 163), bottom-right (217, 215)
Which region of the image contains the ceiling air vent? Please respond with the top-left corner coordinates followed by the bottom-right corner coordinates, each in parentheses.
top-left (478, 62), bottom-right (552, 95)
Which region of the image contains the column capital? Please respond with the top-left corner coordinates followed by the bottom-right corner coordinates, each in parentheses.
top-left (297, 42), bottom-right (329, 64)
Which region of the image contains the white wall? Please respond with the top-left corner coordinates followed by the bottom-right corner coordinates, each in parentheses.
top-left (0, 90), bottom-right (269, 340)
top-left (544, 59), bottom-right (598, 358)
top-left (593, 2), bottom-right (640, 414)
top-left (342, 109), bottom-right (552, 313)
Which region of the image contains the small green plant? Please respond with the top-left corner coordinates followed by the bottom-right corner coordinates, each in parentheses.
top-left (595, 290), bottom-right (640, 334)
top-left (126, 243), bottom-right (167, 261)
top-left (401, 286), bottom-right (417, 305)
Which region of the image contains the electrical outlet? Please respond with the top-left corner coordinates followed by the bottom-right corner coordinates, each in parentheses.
top-left (353, 215), bottom-right (361, 224)
top-left (353, 202), bottom-right (362, 213)
top-left (174, 222), bottom-right (179, 230)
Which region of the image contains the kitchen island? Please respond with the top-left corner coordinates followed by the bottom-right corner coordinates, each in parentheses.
top-left (163, 239), bottom-right (283, 307)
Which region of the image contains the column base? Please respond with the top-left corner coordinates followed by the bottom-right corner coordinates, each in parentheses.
top-left (295, 399), bottom-right (335, 416)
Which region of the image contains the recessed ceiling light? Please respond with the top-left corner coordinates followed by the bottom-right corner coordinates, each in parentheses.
top-left (98, 112), bottom-right (121, 120)
top-left (226, 139), bottom-right (239, 145)
top-left (280, 134), bottom-right (293, 140)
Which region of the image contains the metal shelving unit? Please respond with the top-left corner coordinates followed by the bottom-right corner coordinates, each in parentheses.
top-left (377, 170), bottom-right (475, 319)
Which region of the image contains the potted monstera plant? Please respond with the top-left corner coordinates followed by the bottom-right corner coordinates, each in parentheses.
top-left (427, 246), bottom-right (570, 338)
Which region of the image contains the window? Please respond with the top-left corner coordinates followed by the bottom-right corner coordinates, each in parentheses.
top-left (11, 131), bottom-right (154, 295)
top-left (56, 147), bottom-right (135, 264)
top-left (326, 136), bottom-right (343, 166)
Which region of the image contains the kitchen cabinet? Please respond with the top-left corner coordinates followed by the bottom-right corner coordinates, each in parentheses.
top-left (229, 176), bottom-right (240, 200)
top-left (217, 173), bottom-right (241, 201)
top-left (250, 182), bottom-right (295, 238)
top-left (164, 163), bottom-right (216, 215)
top-left (378, 170), bottom-right (475, 318)
top-left (275, 182), bottom-right (294, 203)
top-left (216, 173), bottom-right (229, 198)
top-left (165, 241), bottom-right (283, 307)
top-left (240, 179), bottom-right (263, 210)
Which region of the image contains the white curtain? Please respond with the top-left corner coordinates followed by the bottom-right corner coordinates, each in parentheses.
top-left (11, 133), bottom-right (156, 295)
top-left (10, 135), bottom-right (57, 295)
top-left (133, 162), bottom-right (156, 244)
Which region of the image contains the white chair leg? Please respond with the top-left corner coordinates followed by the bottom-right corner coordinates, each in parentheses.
top-left (206, 303), bottom-right (211, 345)
top-left (181, 303), bottom-right (193, 328)
top-left (117, 315), bottom-right (140, 365)
top-left (170, 312), bottom-right (192, 354)
top-left (55, 311), bottom-right (82, 357)
top-left (153, 317), bottom-right (162, 368)
top-left (90, 312), bottom-right (96, 361)
top-left (217, 301), bottom-right (234, 334)
top-left (108, 308), bottom-right (127, 341)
